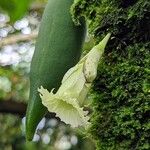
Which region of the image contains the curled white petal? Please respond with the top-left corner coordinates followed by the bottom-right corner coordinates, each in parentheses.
top-left (38, 86), bottom-right (90, 127)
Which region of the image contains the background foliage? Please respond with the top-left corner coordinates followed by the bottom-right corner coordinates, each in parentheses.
top-left (72, 0), bottom-right (150, 149)
top-left (0, 0), bottom-right (33, 22)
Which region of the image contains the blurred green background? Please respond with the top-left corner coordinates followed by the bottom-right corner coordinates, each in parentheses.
top-left (0, 0), bottom-right (95, 149)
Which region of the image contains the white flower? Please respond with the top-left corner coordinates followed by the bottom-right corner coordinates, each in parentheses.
top-left (38, 33), bottom-right (111, 128)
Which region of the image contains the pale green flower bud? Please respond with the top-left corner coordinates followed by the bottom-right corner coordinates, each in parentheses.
top-left (83, 33), bottom-right (111, 82)
top-left (38, 33), bottom-right (111, 128)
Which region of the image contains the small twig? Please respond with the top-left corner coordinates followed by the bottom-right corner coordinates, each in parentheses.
top-left (0, 31), bottom-right (38, 47)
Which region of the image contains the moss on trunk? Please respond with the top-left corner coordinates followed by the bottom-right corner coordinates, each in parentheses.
top-left (72, 0), bottom-right (150, 149)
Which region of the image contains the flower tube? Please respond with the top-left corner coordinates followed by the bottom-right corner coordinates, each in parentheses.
top-left (38, 33), bottom-right (111, 128)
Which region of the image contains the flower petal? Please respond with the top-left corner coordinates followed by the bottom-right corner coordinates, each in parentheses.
top-left (78, 83), bottom-right (91, 105)
top-left (58, 63), bottom-right (86, 98)
top-left (38, 86), bottom-right (90, 128)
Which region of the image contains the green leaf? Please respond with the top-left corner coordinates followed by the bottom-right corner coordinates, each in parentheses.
top-left (0, 0), bottom-right (32, 22)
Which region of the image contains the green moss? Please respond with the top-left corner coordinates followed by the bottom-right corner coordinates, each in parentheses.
top-left (72, 0), bottom-right (150, 149)
top-left (91, 44), bottom-right (150, 149)
top-left (71, 0), bottom-right (150, 43)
